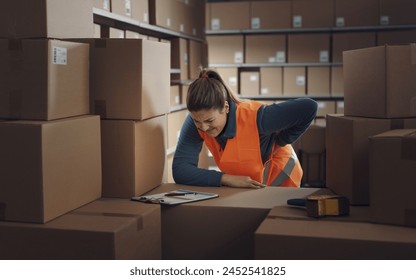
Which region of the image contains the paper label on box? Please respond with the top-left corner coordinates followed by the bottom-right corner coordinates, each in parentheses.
top-left (261, 88), bottom-right (269, 94)
top-left (337, 101), bottom-right (344, 108)
top-left (320, 50), bottom-right (329, 62)
top-left (229, 77), bottom-right (237, 86)
top-left (52, 47), bottom-right (67, 65)
top-left (211, 18), bottom-right (220, 30)
top-left (380, 16), bottom-right (389, 25)
top-left (251, 17), bottom-right (261, 29)
top-left (234, 52), bottom-right (243, 63)
top-left (268, 56), bottom-right (276, 63)
top-left (125, 0), bottom-right (132, 16)
top-left (296, 75), bottom-right (305, 86)
top-left (336, 17), bottom-right (345, 27)
top-left (193, 28), bottom-right (197, 35)
top-left (293, 15), bottom-right (302, 28)
top-left (318, 101), bottom-right (326, 108)
top-left (180, 24), bottom-right (185, 32)
top-left (166, 18), bottom-right (171, 27)
top-left (175, 95), bottom-right (180, 105)
top-left (276, 51), bottom-right (285, 63)
top-left (250, 75), bottom-right (258, 82)
top-left (103, 0), bottom-right (110, 11)
top-left (143, 13), bottom-right (149, 23)
top-left (184, 53), bottom-right (188, 65)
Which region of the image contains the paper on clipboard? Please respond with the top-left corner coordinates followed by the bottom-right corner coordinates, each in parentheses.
top-left (131, 189), bottom-right (219, 205)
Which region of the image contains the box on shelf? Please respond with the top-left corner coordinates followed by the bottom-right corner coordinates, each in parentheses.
top-left (316, 101), bottom-right (336, 117)
top-left (208, 1), bottom-right (250, 30)
top-left (215, 67), bottom-right (239, 94)
top-left (170, 85), bottom-right (181, 108)
top-left (288, 34), bottom-right (330, 63)
top-left (189, 40), bottom-right (204, 80)
top-left (334, 0), bottom-right (379, 27)
top-left (292, 0), bottom-right (334, 28)
top-left (171, 38), bottom-right (189, 81)
top-left (0, 39), bottom-right (89, 121)
top-left (343, 44), bottom-right (416, 118)
top-left (326, 114), bottom-right (416, 205)
top-left (93, 0), bottom-right (111, 11)
top-left (250, 0), bottom-right (291, 29)
top-left (379, 0), bottom-right (416, 26)
top-left (260, 67), bottom-right (283, 97)
top-left (207, 35), bottom-right (244, 64)
top-left (101, 115), bottom-right (168, 198)
top-left (0, 0), bottom-right (93, 38)
top-left (332, 32), bottom-right (376, 63)
top-left (307, 67), bottom-right (330, 97)
top-left (112, 0), bottom-right (149, 23)
top-left (283, 67), bottom-right (306, 97)
top-left (331, 66), bottom-right (344, 97)
top-left (0, 115), bottom-right (101, 223)
top-left (240, 71), bottom-right (260, 96)
top-left (255, 205), bottom-right (416, 259)
top-left (149, 0), bottom-right (179, 32)
top-left (245, 35), bottom-right (286, 64)
top-left (72, 38), bottom-right (170, 120)
top-left (369, 129), bottom-right (416, 227)
top-left (0, 198), bottom-right (161, 260)
top-left (336, 101), bottom-right (345, 114)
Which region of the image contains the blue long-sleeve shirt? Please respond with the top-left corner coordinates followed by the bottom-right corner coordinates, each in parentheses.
top-left (172, 98), bottom-right (317, 186)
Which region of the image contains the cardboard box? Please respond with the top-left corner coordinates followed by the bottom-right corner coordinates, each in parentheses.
top-left (316, 101), bottom-right (336, 117)
top-left (331, 66), bottom-right (344, 97)
top-left (112, 0), bottom-right (149, 23)
top-left (0, 198), bottom-right (161, 260)
top-left (245, 35), bottom-right (286, 63)
top-left (0, 115), bottom-right (101, 223)
top-left (292, 0), bottom-right (334, 28)
top-left (0, 0), bottom-right (93, 38)
top-left (307, 67), bottom-right (330, 97)
top-left (216, 67), bottom-right (239, 94)
top-left (343, 45), bottom-right (416, 118)
top-left (369, 129), bottom-right (416, 227)
top-left (288, 34), bottom-right (330, 63)
top-left (208, 1), bottom-right (250, 30)
top-left (240, 71), bottom-right (260, 96)
top-left (149, 0), bottom-right (180, 32)
top-left (170, 85), bottom-right (181, 107)
top-left (283, 67), bottom-right (306, 96)
top-left (336, 101), bottom-right (345, 114)
top-left (171, 38), bottom-right (189, 81)
top-left (260, 67), bottom-right (283, 96)
top-left (207, 35), bottom-right (244, 64)
top-left (73, 38), bottom-right (170, 120)
top-left (147, 183), bottom-right (328, 259)
top-left (93, 0), bottom-right (110, 11)
top-left (326, 114), bottom-right (416, 205)
top-left (379, 0), bottom-right (416, 25)
top-left (332, 32), bottom-right (376, 63)
top-left (334, 0), bottom-right (379, 27)
top-left (0, 39), bottom-right (89, 120)
top-left (189, 40), bottom-right (204, 80)
top-left (377, 30), bottom-right (416, 46)
top-left (250, 0), bottom-right (291, 29)
top-left (101, 115), bottom-right (167, 198)
top-left (255, 205), bottom-right (416, 259)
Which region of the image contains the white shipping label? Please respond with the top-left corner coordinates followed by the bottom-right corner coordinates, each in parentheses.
top-left (229, 77), bottom-right (237, 86)
top-left (125, 0), bottom-right (132, 16)
top-left (320, 50), bottom-right (329, 62)
top-left (166, 17), bottom-right (171, 27)
top-left (296, 75), bottom-right (305, 86)
top-left (318, 101), bottom-right (326, 108)
top-left (175, 95), bottom-right (180, 105)
top-left (143, 13), bottom-right (149, 23)
top-left (276, 51), bottom-right (285, 63)
top-left (180, 23), bottom-right (185, 32)
top-left (380, 16), bottom-right (389, 25)
top-left (336, 17), bottom-right (345, 27)
top-left (337, 101), bottom-right (345, 109)
top-left (211, 18), bottom-right (220, 30)
top-left (192, 28), bottom-right (197, 35)
top-left (52, 47), bottom-right (67, 65)
top-left (261, 88), bottom-right (269, 95)
top-left (251, 17), bottom-right (261, 29)
top-left (184, 53), bottom-right (188, 65)
top-left (103, 0), bottom-right (110, 10)
top-left (250, 75), bottom-right (258, 82)
top-left (268, 56), bottom-right (277, 63)
top-left (234, 52), bottom-right (243, 63)
top-left (293, 15), bottom-right (302, 28)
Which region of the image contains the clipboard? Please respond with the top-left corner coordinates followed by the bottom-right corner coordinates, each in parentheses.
top-left (131, 189), bottom-right (219, 205)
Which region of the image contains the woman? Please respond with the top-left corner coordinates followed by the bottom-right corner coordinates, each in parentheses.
top-left (172, 68), bottom-right (317, 189)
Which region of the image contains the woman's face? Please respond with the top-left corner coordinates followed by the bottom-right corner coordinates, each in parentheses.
top-left (190, 101), bottom-right (229, 138)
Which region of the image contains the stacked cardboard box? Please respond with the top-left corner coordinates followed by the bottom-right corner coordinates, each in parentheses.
top-left (326, 44), bottom-right (416, 227)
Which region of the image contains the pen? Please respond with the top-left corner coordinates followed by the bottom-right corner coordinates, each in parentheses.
top-left (164, 192), bottom-right (196, 196)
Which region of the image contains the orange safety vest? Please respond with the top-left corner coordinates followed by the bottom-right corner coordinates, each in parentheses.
top-left (198, 101), bottom-right (303, 187)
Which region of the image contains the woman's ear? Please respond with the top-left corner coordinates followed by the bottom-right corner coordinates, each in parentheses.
top-left (224, 101), bottom-right (229, 113)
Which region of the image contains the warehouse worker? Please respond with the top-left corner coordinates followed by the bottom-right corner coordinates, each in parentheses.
top-left (172, 68), bottom-right (317, 189)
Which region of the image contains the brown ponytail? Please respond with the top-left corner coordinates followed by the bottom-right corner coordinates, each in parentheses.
top-left (186, 68), bottom-right (241, 112)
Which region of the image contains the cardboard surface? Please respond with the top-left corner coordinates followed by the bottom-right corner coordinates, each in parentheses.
top-left (207, 35), bottom-right (244, 64)
top-left (307, 67), bottom-right (330, 97)
top-left (260, 67), bottom-right (283, 96)
top-left (334, 0), bottom-right (379, 27)
top-left (292, 0), bottom-right (334, 28)
top-left (379, 0), bottom-right (416, 25)
top-left (332, 32), bottom-right (376, 63)
top-left (0, 198), bottom-right (161, 260)
top-left (209, 2), bottom-right (250, 30)
top-left (147, 183), bottom-right (330, 259)
top-left (250, 0), bottom-right (291, 29)
top-left (245, 35), bottom-right (286, 64)
top-left (240, 71), bottom-right (260, 96)
top-left (288, 34), bottom-right (330, 63)
top-left (283, 67), bottom-right (306, 96)
top-left (255, 205), bottom-right (416, 259)
top-left (0, 115), bottom-right (102, 223)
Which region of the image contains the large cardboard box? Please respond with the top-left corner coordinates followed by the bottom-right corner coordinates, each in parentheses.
top-left (0, 0), bottom-right (93, 38)
top-left (74, 38), bottom-right (170, 120)
top-left (334, 0), bottom-right (379, 27)
top-left (255, 205), bottom-right (416, 259)
top-left (0, 198), bottom-right (161, 260)
top-left (245, 35), bottom-right (286, 63)
top-left (250, 0), bottom-right (291, 29)
top-left (260, 67), bottom-right (283, 97)
top-left (307, 67), bottom-right (330, 97)
top-left (208, 1), bottom-right (250, 30)
top-left (326, 114), bottom-right (416, 205)
top-left (369, 129), bottom-right (416, 227)
top-left (0, 39), bottom-right (89, 120)
top-left (146, 183), bottom-right (329, 259)
top-left (112, 0), bottom-right (149, 23)
top-left (288, 34), bottom-right (330, 63)
top-left (101, 115), bottom-right (167, 198)
top-left (240, 71), bottom-right (260, 96)
top-left (149, 0), bottom-right (181, 32)
top-left (207, 35), bottom-right (244, 64)
top-left (292, 0), bottom-right (334, 28)
top-left (379, 0), bottom-right (416, 25)
top-left (332, 32), bottom-right (376, 63)
top-left (216, 67), bottom-right (239, 94)
top-left (283, 67), bottom-right (306, 96)
top-left (343, 45), bottom-right (416, 118)
top-left (0, 115), bottom-right (101, 223)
